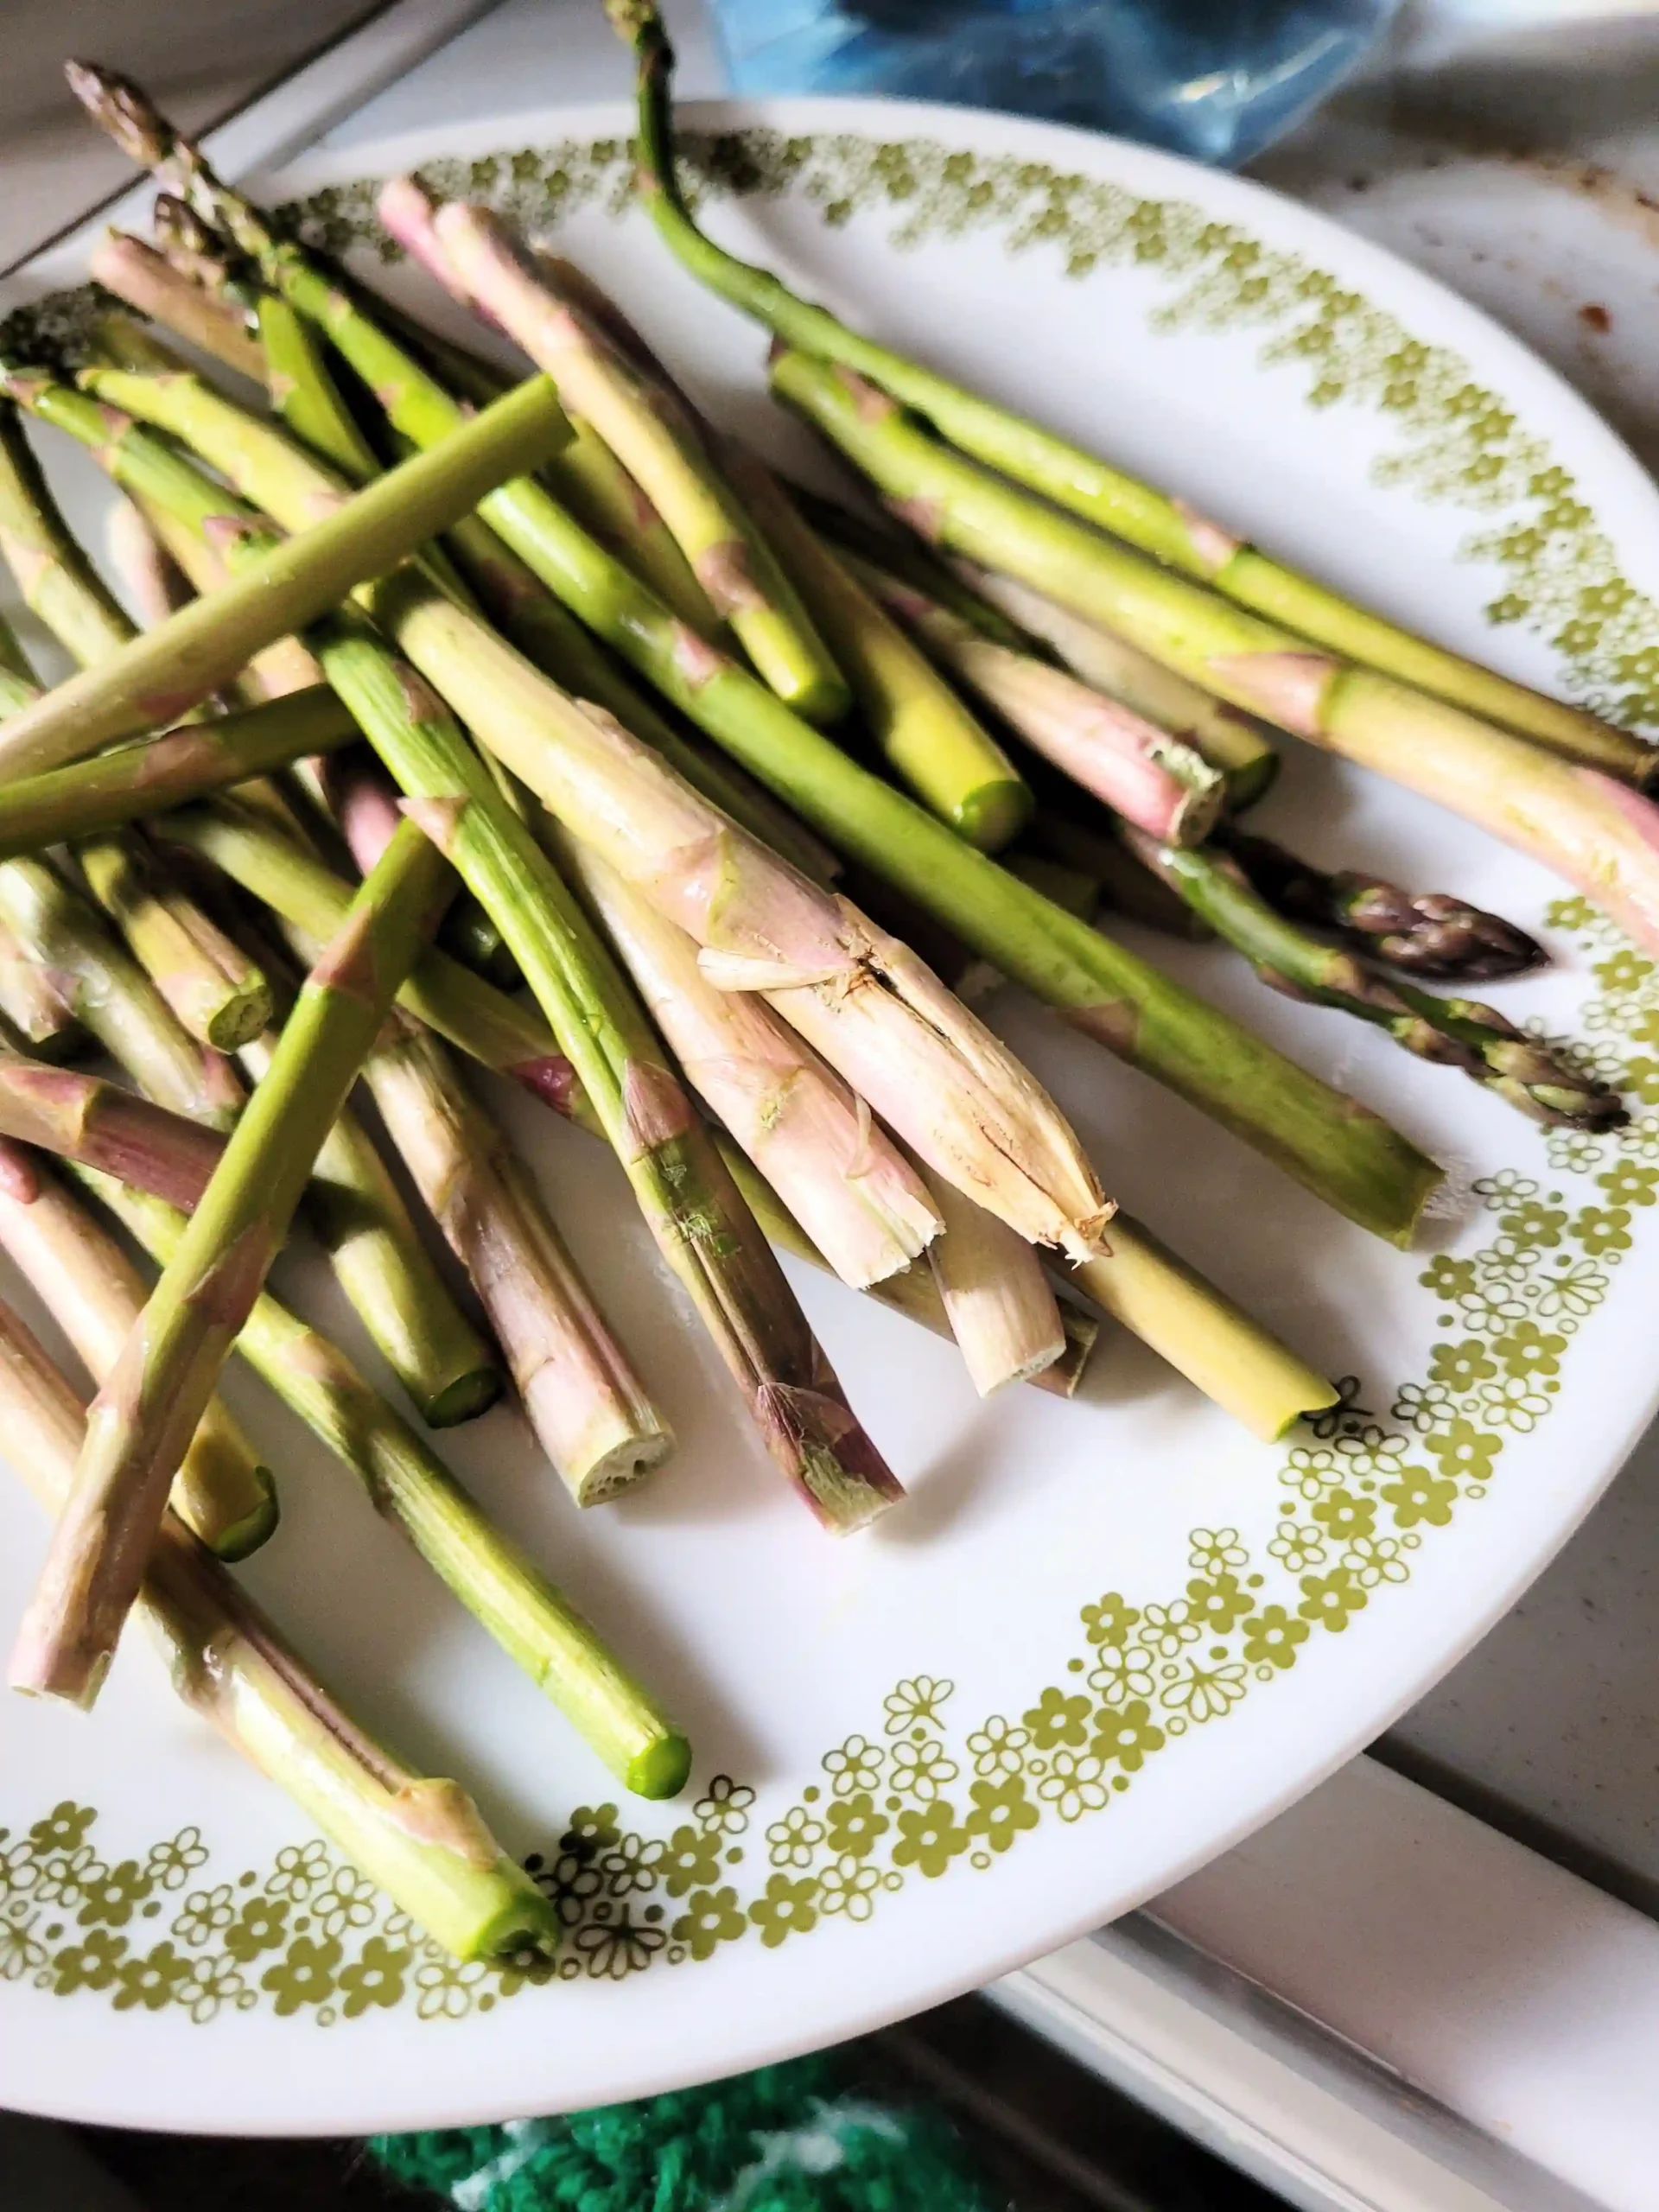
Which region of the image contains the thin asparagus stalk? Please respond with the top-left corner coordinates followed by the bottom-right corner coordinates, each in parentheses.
top-left (1029, 806), bottom-right (1214, 941)
top-left (0, 687), bottom-right (357, 856)
top-left (0, 917), bottom-right (82, 1057)
top-left (74, 829), bottom-right (272, 1052)
top-left (944, 561), bottom-right (1281, 810)
top-left (399, 185), bottom-right (850, 723)
top-left (70, 1170), bottom-right (688, 1800)
top-left (716, 442), bottom-right (1032, 852)
top-left (158, 798), bottom-right (585, 1113)
top-left (0, 365), bottom-right (569, 774)
top-left (360, 1016), bottom-right (673, 1502)
top-left (774, 347), bottom-right (1659, 961)
top-left (565, 835), bottom-right (944, 1289)
top-left (605, 0), bottom-right (1650, 785)
top-left (912, 1154), bottom-right (1065, 1395)
top-left (1124, 826), bottom-right (1624, 1130)
top-left (105, 490), bottom-right (195, 630)
top-left (0, 1135), bottom-right (273, 1554)
top-left (0, 1289), bottom-right (564, 1955)
top-left (0, 856), bottom-right (242, 1127)
top-left (89, 226), bottom-right (266, 380)
top-left (0, 1055), bottom-right (223, 1205)
top-left (237, 1018), bottom-right (501, 1427)
top-left (1216, 825), bottom-right (1545, 982)
top-left (136, 489), bottom-right (327, 704)
top-left (849, 546), bottom-right (1224, 846)
top-left (0, 405), bottom-right (132, 664)
top-left (10, 818), bottom-right (452, 1705)
top-left (92, 94), bottom-right (1437, 1243)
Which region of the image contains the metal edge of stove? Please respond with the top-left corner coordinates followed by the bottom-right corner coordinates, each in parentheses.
top-left (993, 1755), bottom-right (1659, 2212)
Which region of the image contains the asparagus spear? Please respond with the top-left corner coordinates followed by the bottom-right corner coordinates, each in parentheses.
top-left (715, 442), bottom-right (1032, 852)
top-left (0, 1289), bottom-right (565, 1955)
top-left (912, 1154), bottom-right (1066, 1395)
top-left (105, 490), bottom-right (193, 626)
top-left (847, 545), bottom-right (1224, 846)
top-left (1123, 826), bottom-right (1623, 1131)
top-left (774, 347), bottom-right (1659, 963)
top-left (0, 404), bottom-right (132, 664)
top-left (134, 486), bottom-right (329, 707)
top-left (564, 835), bottom-right (944, 1289)
top-left (1216, 825), bottom-right (1545, 982)
top-left (86, 95), bottom-right (1437, 1243)
top-left (0, 916), bottom-right (83, 1058)
top-left (0, 1134), bottom-right (273, 1554)
top-left (0, 364), bottom-right (569, 774)
top-left (0, 1055), bottom-right (222, 1205)
top-left (10, 817), bottom-right (452, 1705)
top-left (89, 226), bottom-right (266, 381)
top-left (396, 184), bottom-right (851, 724)
top-left (605, 0), bottom-right (1652, 785)
top-left (942, 560), bottom-right (1281, 810)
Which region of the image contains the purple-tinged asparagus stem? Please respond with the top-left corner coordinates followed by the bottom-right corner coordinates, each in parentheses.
top-left (89, 226), bottom-right (266, 381)
top-left (0, 1134), bottom-right (273, 1555)
top-left (0, 1055), bottom-right (222, 1208)
top-left (9, 819), bottom-right (452, 1706)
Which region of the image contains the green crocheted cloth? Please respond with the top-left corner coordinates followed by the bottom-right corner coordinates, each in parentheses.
top-left (370, 2053), bottom-right (997, 2211)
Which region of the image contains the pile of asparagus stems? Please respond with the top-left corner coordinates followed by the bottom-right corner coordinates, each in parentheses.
top-left (0, 7), bottom-right (1646, 1970)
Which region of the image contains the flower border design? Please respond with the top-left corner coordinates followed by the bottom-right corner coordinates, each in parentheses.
top-left (3, 125), bottom-right (1656, 2024)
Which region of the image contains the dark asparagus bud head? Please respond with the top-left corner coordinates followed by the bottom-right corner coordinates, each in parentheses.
top-left (1332, 878), bottom-right (1544, 982)
top-left (605, 0), bottom-right (663, 47)
top-left (65, 61), bottom-right (175, 170)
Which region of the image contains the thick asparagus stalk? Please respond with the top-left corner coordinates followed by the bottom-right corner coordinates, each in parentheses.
top-left (0, 1288), bottom-right (564, 1955)
top-left (775, 348), bottom-right (1659, 961)
top-left (715, 442), bottom-right (1031, 852)
top-left (400, 186), bottom-right (850, 724)
top-left (1124, 827), bottom-right (1623, 1130)
top-left (0, 1135), bottom-right (273, 1554)
top-left (89, 226), bottom-right (266, 380)
top-left (605, 0), bottom-right (1650, 785)
top-left (360, 1017), bottom-right (673, 1502)
top-left (0, 1055), bottom-right (222, 1205)
top-left (0, 365), bottom-right (569, 774)
top-left (1217, 825), bottom-right (1544, 982)
top-left (91, 98), bottom-right (1437, 1243)
top-left (849, 546), bottom-right (1224, 846)
top-left (944, 561), bottom-right (1281, 810)
top-left (0, 687), bottom-right (357, 856)
top-left (912, 1155), bottom-right (1066, 1395)
top-left (566, 836), bottom-right (944, 1289)
top-left (0, 856), bottom-right (241, 1126)
top-left (10, 818), bottom-right (451, 1705)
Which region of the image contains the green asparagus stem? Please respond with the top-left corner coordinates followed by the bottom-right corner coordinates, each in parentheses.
top-left (399, 184), bottom-right (851, 722)
top-left (89, 226), bottom-right (267, 381)
top-left (1028, 805), bottom-right (1214, 941)
top-left (0, 1135), bottom-right (273, 1554)
top-left (10, 818), bottom-right (452, 1705)
top-left (1, 1287), bottom-right (564, 1953)
top-left (0, 404), bottom-right (131, 664)
top-left (717, 442), bottom-right (1031, 851)
top-left (0, 856), bottom-right (242, 1127)
top-left (82, 101), bottom-right (1438, 1242)
top-left (773, 347), bottom-right (1659, 962)
top-left (0, 688), bottom-right (357, 855)
top-left (605, 0), bottom-right (1650, 783)
top-left (1216, 825), bottom-right (1545, 982)
top-left (0, 365), bottom-right (569, 774)
top-left (1124, 827), bottom-right (1624, 1131)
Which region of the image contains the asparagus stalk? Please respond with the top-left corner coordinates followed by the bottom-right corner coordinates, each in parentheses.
top-left (0, 857), bottom-right (242, 1127)
top-left (88, 95), bottom-right (1437, 1243)
top-left (0, 1055), bottom-right (223, 1205)
top-left (565, 835), bottom-right (944, 1289)
top-left (0, 405), bottom-right (132, 664)
top-left (159, 797), bottom-right (585, 1113)
top-left (605, 0), bottom-right (1650, 784)
top-left (0, 1135), bottom-right (273, 1554)
top-left (105, 491), bottom-right (194, 627)
top-left (0, 916), bottom-right (83, 1058)
top-left (10, 817), bottom-right (451, 1705)
top-left (360, 1017), bottom-right (673, 1502)
top-left (944, 560), bottom-right (1281, 810)
top-left (1216, 825), bottom-right (1544, 983)
top-left (715, 442), bottom-right (1032, 852)
top-left (1124, 826), bottom-right (1623, 1130)
top-left (912, 1154), bottom-right (1066, 1395)
top-left (0, 365), bottom-right (569, 774)
top-left (89, 226), bottom-right (267, 380)
top-left (848, 546), bottom-right (1224, 846)
top-left (400, 186), bottom-right (851, 724)
top-left (1029, 806), bottom-right (1214, 941)
top-left (135, 488), bottom-right (327, 705)
top-left (0, 1288), bottom-right (565, 1955)
top-left (774, 348), bottom-right (1659, 961)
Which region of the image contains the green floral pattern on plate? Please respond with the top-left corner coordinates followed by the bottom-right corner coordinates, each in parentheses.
top-left (3, 126), bottom-right (1655, 2022)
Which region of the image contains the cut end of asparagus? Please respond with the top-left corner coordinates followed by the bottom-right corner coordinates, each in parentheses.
top-left (467, 1872), bottom-right (563, 1968)
top-left (953, 775), bottom-right (1034, 854)
top-left (200, 970), bottom-right (276, 1053)
top-left (202, 1464), bottom-right (280, 1560)
top-left (416, 1361), bottom-right (504, 1429)
top-left (569, 1425), bottom-right (677, 1506)
top-left (1030, 1303), bottom-right (1101, 1399)
top-left (628, 1728), bottom-right (694, 1800)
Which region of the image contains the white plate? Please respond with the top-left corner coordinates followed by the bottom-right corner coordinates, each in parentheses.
top-left (3, 93), bottom-right (1659, 2135)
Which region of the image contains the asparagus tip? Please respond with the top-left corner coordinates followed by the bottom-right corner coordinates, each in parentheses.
top-left (64, 60), bottom-right (173, 169)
